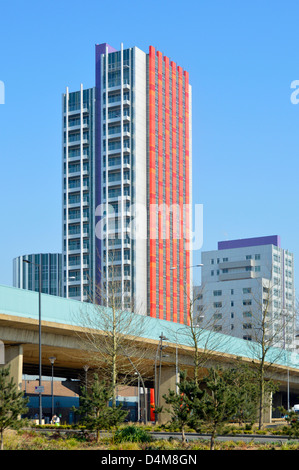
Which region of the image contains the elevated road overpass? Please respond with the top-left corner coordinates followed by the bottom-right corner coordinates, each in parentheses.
top-left (1, 284), bottom-right (299, 422)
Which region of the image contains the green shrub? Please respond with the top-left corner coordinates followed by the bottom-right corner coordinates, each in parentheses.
top-left (114, 425), bottom-right (152, 443)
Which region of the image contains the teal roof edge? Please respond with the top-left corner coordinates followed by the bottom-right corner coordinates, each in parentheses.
top-left (1, 284), bottom-right (298, 370)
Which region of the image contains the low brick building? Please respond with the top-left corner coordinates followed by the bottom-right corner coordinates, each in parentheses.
top-left (22, 378), bottom-right (79, 424)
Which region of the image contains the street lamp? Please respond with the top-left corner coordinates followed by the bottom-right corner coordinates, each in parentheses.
top-left (134, 372), bottom-right (140, 422)
top-left (170, 264), bottom-right (204, 270)
top-left (282, 311), bottom-right (290, 411)
top-left (170, 263), bottom-right (204, 383)
top-left (83, 365), bottom-right (89, 391)
top-left (49, 356), bottom-right (56, 417)
top-left (23, 258), bottom-right (42, 424)
top-left (154, 332), bottom-right (169, 423)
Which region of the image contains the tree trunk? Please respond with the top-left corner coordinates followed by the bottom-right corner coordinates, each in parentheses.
top-left (181, 426), bottom-right (186, 443)
top-left (210, 429), bottom-right (216, 451)
top-left (112, 307), bottom-right (117, 408)
top-left (0, 430), bottom-right (3, 451)
top-left (258, 365), bottom-right (265, 430)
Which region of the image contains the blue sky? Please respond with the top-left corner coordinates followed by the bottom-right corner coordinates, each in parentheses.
top-left (0, 0), bottom-right (298, 291)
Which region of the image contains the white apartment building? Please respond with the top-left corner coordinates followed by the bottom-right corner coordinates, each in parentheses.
top-left (195, 236), bottom-right (296, 352)
top-left (63, 86), bottom-right (96, 301)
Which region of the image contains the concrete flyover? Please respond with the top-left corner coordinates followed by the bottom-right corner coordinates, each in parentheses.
top-left (1, 284), bottom-right (299, 423)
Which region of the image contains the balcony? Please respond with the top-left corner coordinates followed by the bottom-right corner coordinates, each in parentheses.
top-left (104, 81), bottom-right (131, 93)
top-left (219, 271), bottom-right (255, 281)
top-left (64, 122), bottom-right (89, 132)
top-left (219, 260), bottom-right (255, 270)
top-left (106, 98), bottom-right (130, 108)
top-left (64, 106), bottom-right (89, 116)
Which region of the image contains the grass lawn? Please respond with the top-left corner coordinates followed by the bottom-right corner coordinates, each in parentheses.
top-left (2, 425), bottom-right (299, 451)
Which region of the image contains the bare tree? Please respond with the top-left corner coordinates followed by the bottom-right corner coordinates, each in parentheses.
top-left (163, 284), bottom-right (233, 386)
top-left (243, 277), bottom-right (291, 429)
top-left (73, 251), bottom-right (152, 421)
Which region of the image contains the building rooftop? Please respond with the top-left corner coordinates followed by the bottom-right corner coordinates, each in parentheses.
top-left (22, 379), bottom-right (79, 397)
top-left (218, 235), bottom-right (281, 251)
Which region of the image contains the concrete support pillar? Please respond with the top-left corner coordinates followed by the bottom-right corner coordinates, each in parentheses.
top-left (1, 345), bottom-right (23, 390)
top-left (158, 365), bottom-right (177, 425)
top-left (263, 392), bottom-right (273, 424)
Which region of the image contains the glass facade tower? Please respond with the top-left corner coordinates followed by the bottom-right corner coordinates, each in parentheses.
top-left (13, 253), bottom-right (63, 296)
top-left (63, 43), bottom-right (192, 324)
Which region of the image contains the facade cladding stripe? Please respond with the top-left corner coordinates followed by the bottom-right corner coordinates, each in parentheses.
top-left (164, 56), bottom-right (171, 322)
top-left (184, 70), bottom-right (190, 325)
top-left (171, 60), bottom-right (178, 323)
top-left (149, 47), bottom-right (190, 323)
top-left (157, 51), bottom-right (164, 320)
top-left (149, 46), bottom-right (157, 318)
top-left (178, 66), bottom-right (184, 324)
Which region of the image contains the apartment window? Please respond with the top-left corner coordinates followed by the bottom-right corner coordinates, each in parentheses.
top-left (213, 302), bottom-right (222, 308)
top-left (69, 209), bottom-right (80, 220)
top-left (214, 325), bottom-right (222, 332)
top-left (69, 270), bottom-right (80, 281)
top-left (231, 312), bottom-right (234, 318)
top-left (243, 335), bottom-right (252, 341)
top-left (213, 290), bottom-right (222, 296)
top-left (69, 255), bottom-right (80, 266)
top-left (69, 163), bottom-right (80, 173)
top-left (211, 270), bottom-right (214, 276)
top-left (223, 257), bottom-right (228, 262)
top-left (210, 259), bottom-right (214, 265)
top-left (243, 288), bottom-right (252, 294)
top-left (243, 300), bottom-right (252, 306)
top-left (69, 194), bottom-right (80, 205)
top-left (213, 313), bottom-right (222, 320)
top-left (243, 323), bottom-right (252, 329)
top-left (68, 178), bottom-right (80, 189)
top-left (231, 301), bottom-right (234, 307)
top-left (255, 254), bottom-right (261, 260)
top-left (243, 311), bottom-right (252, 318)
top-left (246, 255), bottom-right (252, 260)
top-left (255, 266), bottom-right (261, 272)
top-left (69, 286), bottom-right (80, 297)
top-left (69, 224), bottom-right (80, 235)
top-left (231, 289), bottom-right (234, 295)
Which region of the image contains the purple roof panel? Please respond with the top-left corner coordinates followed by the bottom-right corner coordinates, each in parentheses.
top-left (218, 236), bottom-right (281, 250)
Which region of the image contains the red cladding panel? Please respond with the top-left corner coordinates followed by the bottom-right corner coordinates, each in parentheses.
top-left (171, 61), bottom-right (178, 323)
top-left (157, 51), bottom-right (164, 320)
top-left (149, 46), bottom-right (156, 318)
top-left (164, 56), bottom-right (171, 321)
